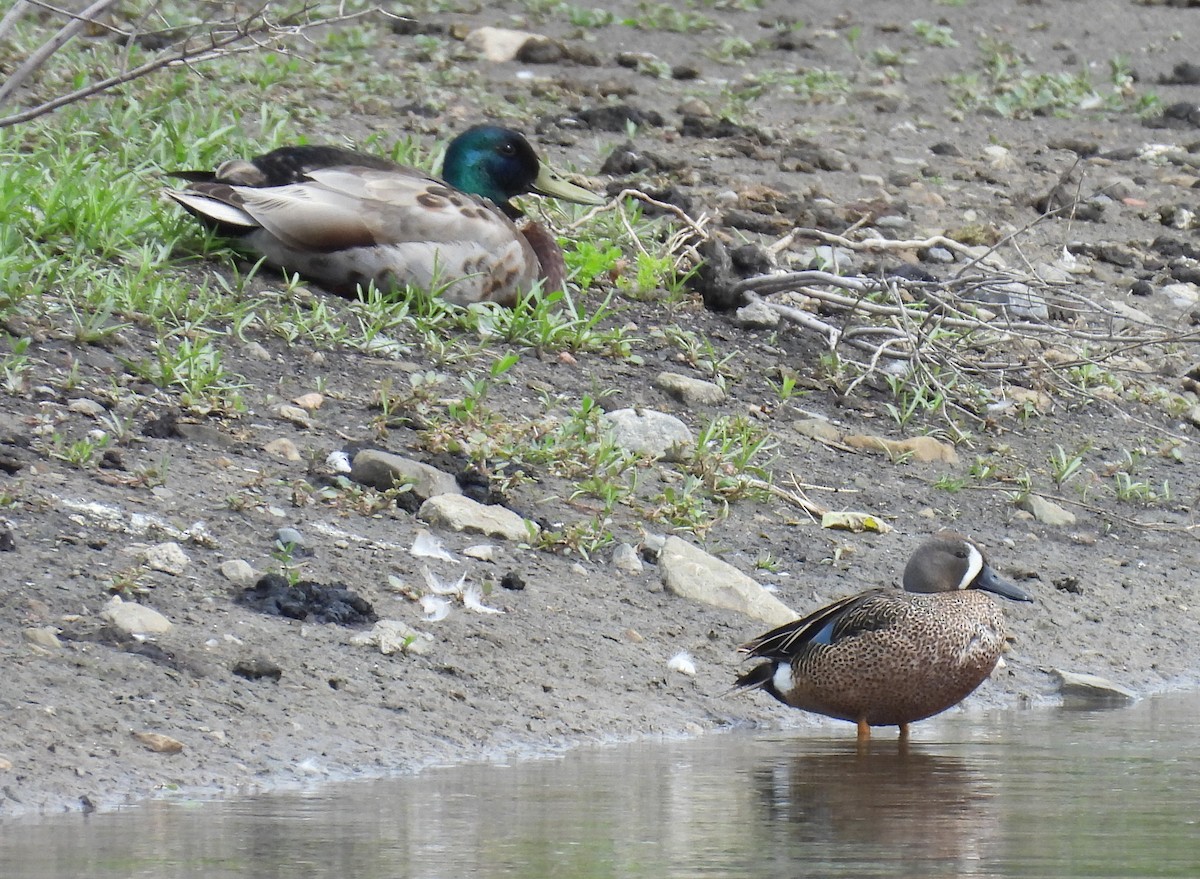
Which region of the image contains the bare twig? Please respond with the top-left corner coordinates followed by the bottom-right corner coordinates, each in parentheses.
top-left (0, 0), bottom-right (118, 109)
top-left (0, 2), bottom-right (382, 128)
top-left (0, 1), bottom-right (34, 45)
top-left (569, 188), bottom-right (709, 272)
top-left (727, 224), bottom-right (1199, 445)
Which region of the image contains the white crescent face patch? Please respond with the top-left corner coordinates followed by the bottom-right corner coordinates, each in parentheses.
top-left (958, 543), bottom-right (984, 590)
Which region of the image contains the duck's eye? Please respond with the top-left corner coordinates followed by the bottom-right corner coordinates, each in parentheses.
top-left (499, 142), bottom-right (517, 156)
top-left (954, 549), bottom-right (968, 559)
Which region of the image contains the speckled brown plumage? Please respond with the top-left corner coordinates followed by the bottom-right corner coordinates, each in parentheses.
top-left (737, 532), bottom-right (1033, 741)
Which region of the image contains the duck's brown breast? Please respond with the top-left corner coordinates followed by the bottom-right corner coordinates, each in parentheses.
top-left (784, 592), bottom-right (1009, 726)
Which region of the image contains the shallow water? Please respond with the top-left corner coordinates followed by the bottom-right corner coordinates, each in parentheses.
top-left (3, 693), bottom-right (1199, 878)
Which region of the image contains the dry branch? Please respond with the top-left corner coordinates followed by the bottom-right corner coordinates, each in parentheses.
top-left (0, 1), bottom-right (385, 128)
top-left (723, 226), bottom-right (1200, 428)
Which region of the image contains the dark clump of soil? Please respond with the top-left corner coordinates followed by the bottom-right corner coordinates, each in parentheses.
top-left (237, 575), bottom-right (378, 626)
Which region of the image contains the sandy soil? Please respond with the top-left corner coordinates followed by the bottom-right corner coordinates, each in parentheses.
top-left (2, 0), bottom-right (1199, 817)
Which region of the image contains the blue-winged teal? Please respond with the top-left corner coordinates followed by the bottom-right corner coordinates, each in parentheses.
top-left (736, 531), bottom-right (1033, 743)
top-left (166, 125), bottom-right (602, 305)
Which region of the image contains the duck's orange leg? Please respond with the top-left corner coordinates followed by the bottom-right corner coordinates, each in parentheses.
top-left (898, 722), bottom-right (910, 742)
top-left (856, 718), bottom-right (871, 745)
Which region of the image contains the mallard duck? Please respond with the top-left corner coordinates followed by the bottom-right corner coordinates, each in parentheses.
top-left (736, 531), bottom-right (1033, 744)
top-left (165, 125), bottom-right (603, 305)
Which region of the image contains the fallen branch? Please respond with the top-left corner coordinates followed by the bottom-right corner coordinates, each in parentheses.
top-left (0, 1), bottom-right (384, 128)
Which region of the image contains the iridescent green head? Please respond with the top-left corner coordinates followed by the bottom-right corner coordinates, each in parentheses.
top-left (441, 125), bottom-right (602, 216)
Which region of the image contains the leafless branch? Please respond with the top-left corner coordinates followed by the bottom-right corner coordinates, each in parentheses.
top-left (0, 2), bottom-right (385, 128)
top-left (723, 224), bottom-right (1199, 432)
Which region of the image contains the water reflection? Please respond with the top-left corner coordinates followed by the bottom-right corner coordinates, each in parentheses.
top-left (3, 695), bottom-right (1200, 878)
top-left (756, 747), bottom-right (996, 868)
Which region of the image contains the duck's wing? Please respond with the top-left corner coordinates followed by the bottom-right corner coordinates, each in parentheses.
top-left (739, 589), bottom-right (903, 659)
top-left (167, 166), bottom-right (520, 254)
top-left (171, 145), bottom-right (405, 186)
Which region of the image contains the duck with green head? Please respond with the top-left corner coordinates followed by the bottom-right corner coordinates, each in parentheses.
top-left (166, 125), bottom-right (603, 305)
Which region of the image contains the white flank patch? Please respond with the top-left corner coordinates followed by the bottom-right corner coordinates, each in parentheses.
top-left (772, 663), bottom-right (795, 693)
top-left (411, 530), bottom-right (459, 563)
top-left (667, 652), bottom-right (696, 676)
top-left (463, 583), bottom-right (503, 615)
top-left (167, 190), bottom-right (259, 228)
top-left (959, 543), bottom-right (984, 590)
top-left (419, 595), bottom-right (451, 622)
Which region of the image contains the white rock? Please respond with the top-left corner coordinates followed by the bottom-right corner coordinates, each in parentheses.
top-left (22, 627), bottom-right (63, 649)
top-left (465, 26), bottom-right (543, 62)
top-left (601, 408), bottom-right (692, 461)
top-left (352, 449), bottom-right (460, 500)
top-left (734, 299), bottom-right (780, 328)
top-left (141, 541), bottom-right (189, 575)
top-left (1051, 669), bottom-right (1136, 706)
top-left (654, 372), bottom-right (726, 406)
top-left (1017, 494), bottom-right (1077, 527)
top-left (611, 543), bottom-right (644, 574)
top-left (418, 495), bottom-right (536, 541)
top-left (1107, 300), bottom-right (1153, 327)
top-left (1163, 282), bottom-right (1199, 308)
top-left (659, 536), bottom-right (797, 626)
top-left (984, 144), bottom-right (1014, 169)
top-left (100, 595), bottom-right (172, 635)
top-left (463, 544), bottom-right (497, 562)
top-left (68, 398), bottom-right (106, 417)
top-left (349, 620), bottom-right (433, 656)
top-left (219, 559), bottom-right (257, 587)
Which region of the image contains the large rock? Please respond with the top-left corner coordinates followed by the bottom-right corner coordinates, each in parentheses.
top-left (418, 495), bottom-right (536, 541)
top-left (1051, 669), bottom-right (1136, 706)
top-left (349, 620), bottom-right (433, 656)
top-left (140, 541), bottom-right (189, 576)
top-left (465, 26), bottom-right (553, 62)
top-left (659, 536), bottom-right (796, 626)
top-left (843, 434), bottom-right (960, 464)
top-left (601, 408), bottom-right (692, 461)
top-left (654, 372), bottom-right (726, 406)
top-left (352, 449), bottom-right (460, 500)
top-left (100, 595), bottom-right (172, 635)
top-left (1018, 494), bottom-right (1077, 526)
top-left (23, 627), bottom-right (63, 650)
top-left (963, 281), bottom-right (1049, 321)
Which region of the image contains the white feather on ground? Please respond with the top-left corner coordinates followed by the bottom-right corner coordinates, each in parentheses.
top-left (422, 566), bottom-right (466, 594)
top-left (419, 595), bottom-right (452, 622)
top-left (411, 530), bottom-right (459, 563)
top-left (463, 582), bottom-right (504, 615)
top-left (667, 651), bottom-right (697, 676)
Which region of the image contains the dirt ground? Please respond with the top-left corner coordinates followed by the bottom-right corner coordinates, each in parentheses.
top-left (2, 0), bottom-right (1200, 817)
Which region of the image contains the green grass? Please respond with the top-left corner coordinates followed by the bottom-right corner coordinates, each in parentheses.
top-left (948, 40), bottom-right (1157, 118)
top-left (0, 9), bottom-right (718, 553)
top-left (911, 20), bottom-right (958, 48)
top-left (622, 2), bottom-right (720, 32)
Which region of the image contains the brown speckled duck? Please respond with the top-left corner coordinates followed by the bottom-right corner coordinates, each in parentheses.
top-left (165, 125), bottom-right (602, 305)
top-left (736, 531), bottom-right (1033, 743)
